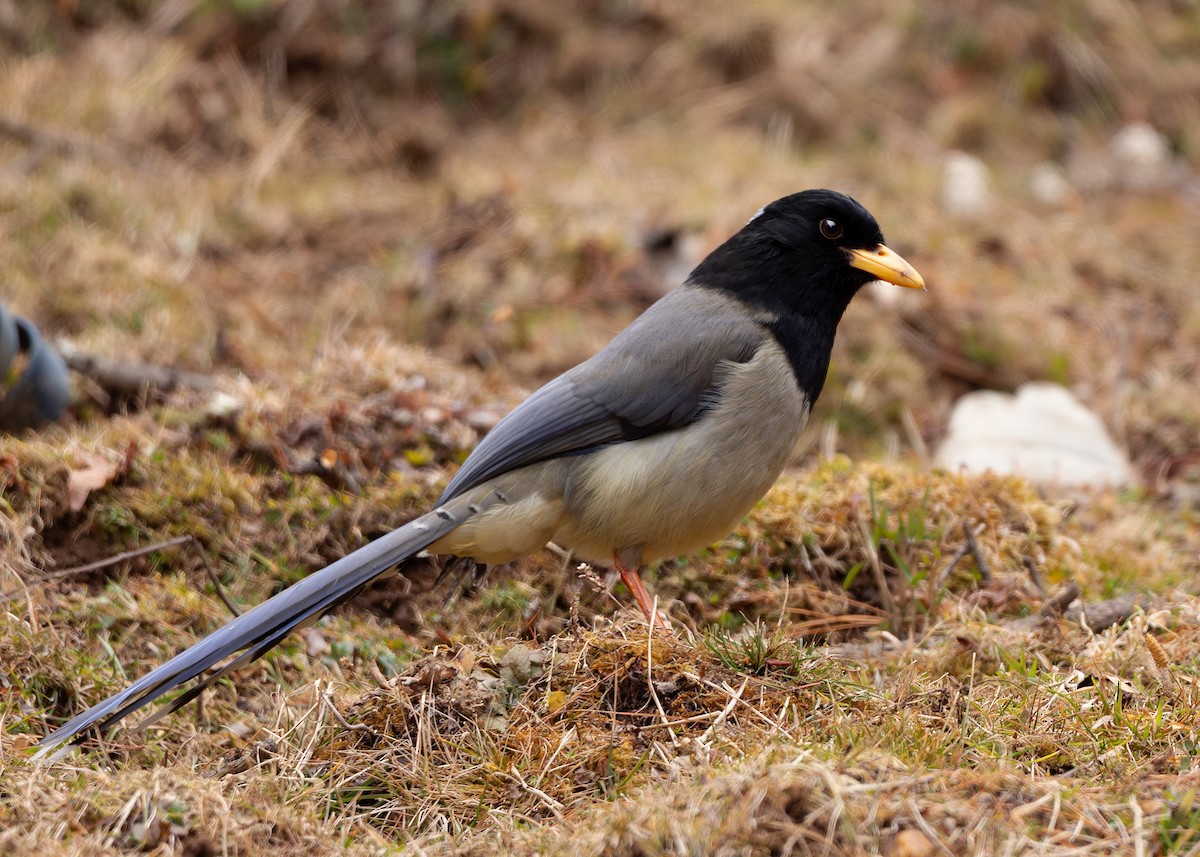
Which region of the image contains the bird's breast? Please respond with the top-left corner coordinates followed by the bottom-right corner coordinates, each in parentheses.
top-left (555, 338), bottom-right (811, 564)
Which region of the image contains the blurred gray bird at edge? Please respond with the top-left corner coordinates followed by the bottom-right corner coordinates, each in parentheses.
top-left (0, 302), bottom-right (70, 433)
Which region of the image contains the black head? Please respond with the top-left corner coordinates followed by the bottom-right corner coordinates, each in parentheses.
top-left (686, 189), bottom-right (924, 400)
top-left (687, 189), bottom-right (923, 324)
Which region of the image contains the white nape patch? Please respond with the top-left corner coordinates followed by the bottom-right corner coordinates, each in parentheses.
top-left (746, 206), bottom-right (766, 224)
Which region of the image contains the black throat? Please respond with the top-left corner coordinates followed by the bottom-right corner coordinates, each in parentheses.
top-left (687, 232), bottom-right (867, 405)
top-left (762, 311), bottom-right (838, 405)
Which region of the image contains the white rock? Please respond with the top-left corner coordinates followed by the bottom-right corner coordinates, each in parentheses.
top-left (1029, 161), bottom-right (1071, 207)
top-left (1110, 122), bottom-right (1173, 189)
top-left (941, 151), bottom-right (993, 220)
top-left (206, 391), bottom-right (242, 418)
top-left (1111, 122), bottom-right (1170, 170)
top-left (935, 383), bottom-right (1134, 488)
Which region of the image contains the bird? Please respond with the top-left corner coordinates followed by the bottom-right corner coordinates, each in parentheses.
top-left (36, 189), bottom-right (924, 759)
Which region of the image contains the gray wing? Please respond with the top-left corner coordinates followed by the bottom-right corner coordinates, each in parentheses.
top-left (439, 287), bottom-right (768, 503)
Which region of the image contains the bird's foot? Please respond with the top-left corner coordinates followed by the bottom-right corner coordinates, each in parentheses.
top-left (613, 554), bottom-right (673, 634)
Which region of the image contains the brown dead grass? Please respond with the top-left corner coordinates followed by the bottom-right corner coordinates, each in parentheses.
top-left (10, 592), bottom-right (1200, 855)
top-left (4, 1), bottom-right (1200, 855)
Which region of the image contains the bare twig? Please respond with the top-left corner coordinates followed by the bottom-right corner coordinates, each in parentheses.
top-left (0, 535), bottom-right (191, 604)
top-left (321, 687), bottom-right (373, 735)
top-left (962, 522), bottom-right (990, 581)
top-left (59, 344), bottom-right (216, 397)
top-left (637, 709), bottom-right (726, 731)
top-left (1023, 555), bottom-right (1047, 595)
top-left (494, 768), bottom-right (566, 821)
top-left (0, 116), bottom-right (86, 153)
top-left (1039, 583), bottom-right (1080, 619)
top-left (0, 115), bottom-right (161, 179)
top-left (196, 543), bottom-right (242, 617)
top-left (933, 541), bottom-right (971, 591)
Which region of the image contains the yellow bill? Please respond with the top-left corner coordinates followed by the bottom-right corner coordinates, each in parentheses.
top-left (848, 245), bottom-right (925, 290)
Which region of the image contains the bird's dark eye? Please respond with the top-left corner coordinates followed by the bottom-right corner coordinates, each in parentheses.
top-left (819, 218), bottom-right (843, 240)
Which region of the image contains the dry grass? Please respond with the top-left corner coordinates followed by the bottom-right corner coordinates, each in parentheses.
top-left (3, 1), bottom-right (1200, 854)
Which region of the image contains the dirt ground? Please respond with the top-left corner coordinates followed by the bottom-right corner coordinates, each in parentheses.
top-left (3, 2), bottom-right (1200, 855)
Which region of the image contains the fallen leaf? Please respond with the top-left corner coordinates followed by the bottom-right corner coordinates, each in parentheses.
top-left (67, 457), bottom-right (120, 512)
top-left (6, 734), bottom-right (35, 752)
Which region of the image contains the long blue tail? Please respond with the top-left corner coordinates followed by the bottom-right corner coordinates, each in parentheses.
top-left (36, 508), bottom-right (459, 760)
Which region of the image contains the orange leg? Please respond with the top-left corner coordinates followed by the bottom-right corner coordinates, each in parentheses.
top-left (613, 554), bottom-right (671, 632)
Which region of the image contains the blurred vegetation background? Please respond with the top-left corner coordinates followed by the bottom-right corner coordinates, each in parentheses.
top-left (3, 0), bottom-right (1198, 470)
top-left (4, 3), bottom-right (1200, 855)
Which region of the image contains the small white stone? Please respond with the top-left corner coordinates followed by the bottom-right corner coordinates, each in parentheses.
top-left (935, 383), bottom-right (1134, 488)
top-left (941, 151), bottom-right (993, 220)
top-left (1111, 122), bottom-right (1170, 169)
top-left (1111, 123), bottom-right (1174, 189)
top-left (1029, 161), bottom-right (1071, 207)
top-left (206, 392), bottom-right (241, 418)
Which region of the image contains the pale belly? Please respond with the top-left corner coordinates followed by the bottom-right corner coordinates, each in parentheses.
top-left (428, 341), bottom-right (810, 567)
